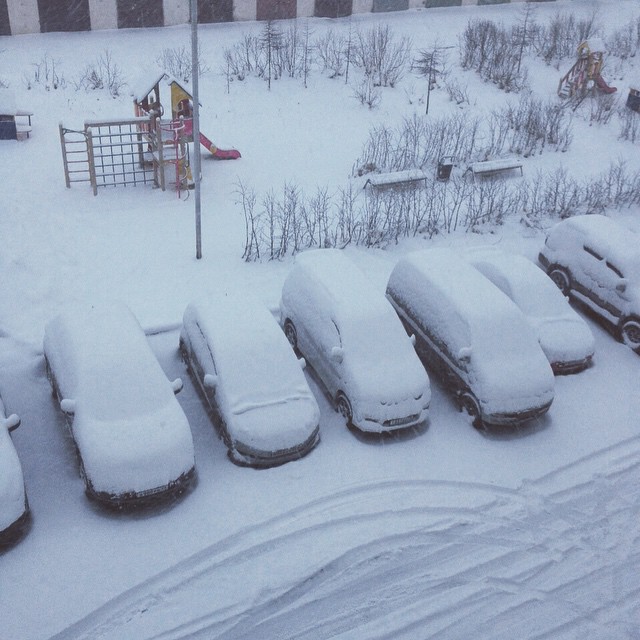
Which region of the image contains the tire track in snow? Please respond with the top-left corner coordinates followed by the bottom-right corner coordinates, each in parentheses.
top-left (49, 436), bottom-right (640, 640)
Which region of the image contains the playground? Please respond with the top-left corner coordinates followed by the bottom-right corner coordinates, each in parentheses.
top-left (1, 2), bottom-right (640, 639)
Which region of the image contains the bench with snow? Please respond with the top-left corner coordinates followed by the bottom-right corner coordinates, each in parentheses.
top-left (468, 158), bottom-right (523, 179)
top-left (15, 110), bottom-right (33, 140)
top-left (364, 169), bottom-right (428, 190)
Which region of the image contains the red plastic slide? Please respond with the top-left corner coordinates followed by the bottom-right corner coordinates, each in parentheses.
top-left (595, 75), bottom-right (617, 94)
top-left (180, 118), bottom-right (241, 159)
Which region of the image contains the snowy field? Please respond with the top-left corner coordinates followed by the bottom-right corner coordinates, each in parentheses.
top-left (1, 1), bottom-right (640, 638)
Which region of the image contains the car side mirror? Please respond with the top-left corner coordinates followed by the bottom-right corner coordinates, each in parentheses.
top-left (298, 357), bottom-right (306, 370)
top-left (60, 398), bottom-right (76, 415)
top-left (203, 374), bottom-right (218, 389)
top-left (458, 347), bottom-right (472, 363)
top-left (331, 347), bottom-right (344, 363)
top-left (171, 378), bottom-right (184, 394)
top-left (616, 279), bottom-right (627, 293)
top-left (3, 413), bottom-right (21, 432)
top-left (410, 334), bottom-right (416, 346)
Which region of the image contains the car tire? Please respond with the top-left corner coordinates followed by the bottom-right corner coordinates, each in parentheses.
top-left (620, 317), bottom-right (640, 353)
top-left (178, 338), bottom-right (188, 364)
top-left (460, 392), bottom-right (484, 430)
top-left (547, 266), bottom-right (571, 296)
top-left (283, 319), bottom-right (298, 351)
top-left (336, 392), bottom-right (353, 427)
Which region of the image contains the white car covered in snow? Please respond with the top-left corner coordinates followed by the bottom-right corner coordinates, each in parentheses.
top-left (466, 247), bottom-right (595, 374)
top-left (0, 392), bottom-right (29, 546)
top-left (280, 249), bottom-right (431, 433)
top-left (386, 248), bottom-right (554, 430)
top-left (180, 297), bottom-right (320, 467)
top-left (539, 214), bottom-right (640, 354)
top-left (43, 303), bottom-right (196, 506)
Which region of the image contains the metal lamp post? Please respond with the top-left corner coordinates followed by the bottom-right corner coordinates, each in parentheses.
top-left (190, 0), bottom-right (202, 259)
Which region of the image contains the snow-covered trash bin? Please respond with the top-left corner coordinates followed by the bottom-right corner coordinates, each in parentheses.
top-left (43, 302), bottom-right (196, 507)
top-left (538, 214), bottom-right (640, 355)
top-left (179, 296), bottom-right (320, 467)
top-left (0, 392), bottom-right (29, 546)
top-left (464, 247), bottom-right (595, 374)
top-left (386, 248), bottom-right (555, 431)
top-left (280, 249), bottom-right (431, 434)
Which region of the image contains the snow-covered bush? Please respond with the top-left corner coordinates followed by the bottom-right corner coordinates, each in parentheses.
top-left (606, 18), bottom-right (640, 60)
top-left (534, 11), bottom-right (600, 66)
top-left (23, 54), bottom-right (65, 91)
top-left (618, 105), bottom-right (640, 143)
top-left (315, 28), bottom-right (349, 79)
top-left (587, 93), bottom-right (617, 125)
top-left (352, 76), bottom-right (381, 109)
top-left (156, 45), bottom-right (209, 83)
top-left (75, 50), bottom-right (125, 97)
top-left (459, 19), bottom-right (528, 92)
top-left (350, 25), bottom-right (411, 88)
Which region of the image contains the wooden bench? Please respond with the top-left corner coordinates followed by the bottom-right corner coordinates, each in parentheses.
top-left (14, 111), bottom-right (33, 140)
top-left (364, 169), bottom-right (428, 190)
top-left (468, 158), bottom-right (523, 178)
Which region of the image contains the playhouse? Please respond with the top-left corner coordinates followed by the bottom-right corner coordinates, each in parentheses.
top-left (558, 39), bottom-right (617, 99)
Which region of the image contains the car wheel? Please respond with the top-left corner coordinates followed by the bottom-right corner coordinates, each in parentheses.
top-left (178, 338), bottom-right (189, 364)
top-left (284, 320), bottom-right (298, 351)
top-left (336, 392), bottom-right (353, 427)
top-left (620, 317), bottom-right (640, 353)
top-left (548, 266), bottom-right (571, 296)
top-left (460, 392), bottom-right (484, 430)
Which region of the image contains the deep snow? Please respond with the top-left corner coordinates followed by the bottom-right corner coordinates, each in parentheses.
top-left (1, 1), bottom-right (640, 638)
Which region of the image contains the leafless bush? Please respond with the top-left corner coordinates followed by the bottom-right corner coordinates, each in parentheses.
top-left (354, 112), bottom-right (481, 176)
top-left (316, 28), bottom-right (348, 78)
top-left (466, 176), bottom-right (521, 229)
top-left (156, 45), bottom-right (209, 82)
top-left (606, 18), bottom-right (640, 60)
top-left (444, 78), bottom-right (470, 106)
top-left (487, 95), bottom-right (573, 157)
top-left (351, 25), bottom-right (411, 88)
top-left (24, 54), bottom-right (65, 90)
top-left (588, 93), bottom-right (618, 125)
top-left (535, 11), bottom-right (600, 66)
top-left (235, 181), bottom-right (261, 262)
top-left (75, 50), bottom-right (125, 97)
top-left (352, 76), bottom-right (381, 109)
top-left (618, 106), bottom-right (640, 142)
top-left (459, 19), bottom-right (528, 92)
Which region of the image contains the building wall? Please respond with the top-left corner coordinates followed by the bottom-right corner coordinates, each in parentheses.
top-left (1, 0), bottom-right (549, 34)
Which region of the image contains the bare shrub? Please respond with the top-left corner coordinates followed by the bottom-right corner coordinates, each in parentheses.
top-left (351, 25), bottom-right (411, 88)
top-left (24, 54), bottom-right (65, 90)
top-left (235, 181), bottom-right (261, 262)
top-left (618, 106), bottom-right (640, 142)
top-left (606, 19), bottom-right (640, 60)
top-left (444, 78), bottom-right (470, 106)
top-left (588, 93), bottom-right (618, 125)
top-left (535, 11), bottom-right (600, 66)
top-left (352, 76), bottom-right (381, 109)
top-left (459, 19), bottom-right (528, 92)
top-left (75, 49), bottom-right (125, 97)
top-left (316, 28), bottom-right (348, 78)
top-left (156, 45), bottom-right (209, 82)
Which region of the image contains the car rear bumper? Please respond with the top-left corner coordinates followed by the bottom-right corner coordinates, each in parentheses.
top-left (0, 504), bottom-right (30, 547)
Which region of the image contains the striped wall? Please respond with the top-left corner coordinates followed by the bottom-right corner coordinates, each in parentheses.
top-left (0, 0), bottom-right (556, 36)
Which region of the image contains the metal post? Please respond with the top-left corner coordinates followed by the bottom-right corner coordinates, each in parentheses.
top-left (190, 0), bottom-right (202, 259)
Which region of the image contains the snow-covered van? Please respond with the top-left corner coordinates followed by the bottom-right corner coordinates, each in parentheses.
top-left (466, 247), bottom-right (595, 374)
top-left (180, 296), bottom-right (320, 467)
top-left (44, 303), bottom-right (196, 506)
top-left (386, 248), bottom-right (554, 429)
top-left (280, 249), bottom-right (430, 433)
top-left (539, 214), bottom-right (640, 354)
top-left (0, 392), bottom-right (29, 546)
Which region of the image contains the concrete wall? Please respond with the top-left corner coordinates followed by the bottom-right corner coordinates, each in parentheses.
top-left (1, 0), bottom-right (552, 34)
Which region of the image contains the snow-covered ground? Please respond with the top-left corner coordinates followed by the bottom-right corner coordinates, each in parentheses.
top-left (1, 1), bottom-right (639, 638)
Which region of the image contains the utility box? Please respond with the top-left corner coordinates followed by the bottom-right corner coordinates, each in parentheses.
top-left (627, 87), bottom-right (640, 113)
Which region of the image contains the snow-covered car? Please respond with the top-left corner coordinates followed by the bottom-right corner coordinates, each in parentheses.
top-left (465, 247), bottom-right (595, 374)
top-left (43, 303), bottom-right (196, 506)
top-left (538, 214), bottom-right (640, 354)
top-left (386, 248), bottom-right (554, 430)
top-left (280, 249), bottom-right (431, 433)
top-left (180, 297), bottom-right (321, 467)
top-left (0, 392), bottom-right (29, 546)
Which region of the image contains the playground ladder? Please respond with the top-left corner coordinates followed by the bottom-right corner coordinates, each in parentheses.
top-left (59, 124), bottom-right (98, 196)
